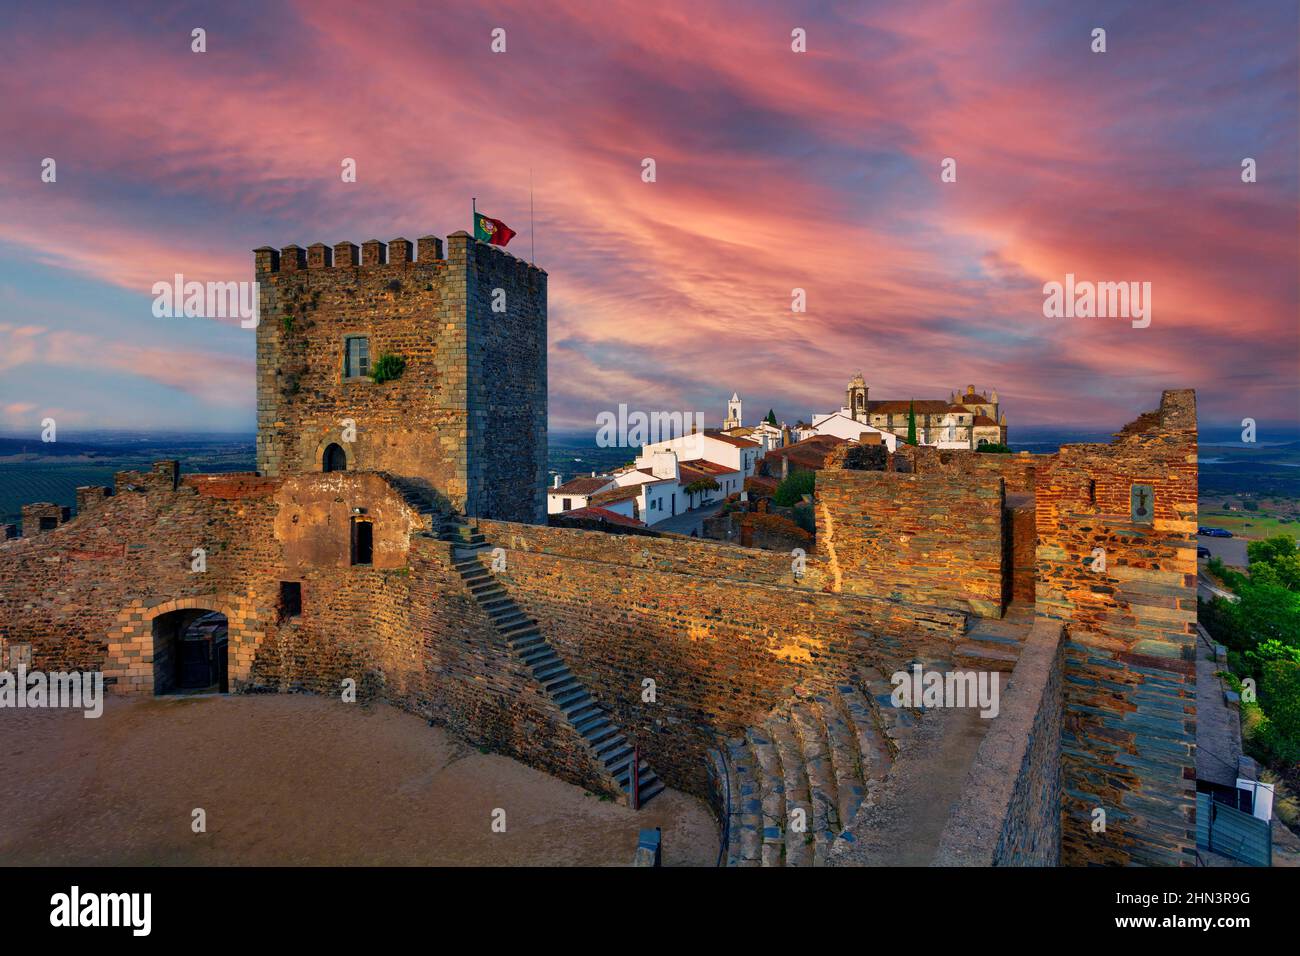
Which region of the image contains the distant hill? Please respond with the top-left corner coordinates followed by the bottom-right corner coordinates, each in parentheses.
top-left (0, 437), bottom-right (123, 459)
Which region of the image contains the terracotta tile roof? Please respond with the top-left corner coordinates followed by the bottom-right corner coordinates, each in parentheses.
top-left (590, 485), bottom-right (643, 506)
top-left (551, 476), bottom-right (612, 495)
top-left (562, 506), bottom-right (645, 528)
top-left (627, 469), bottom-right (676, 485)
top-left (867, 400), bottom-right (952, 415)
top-left (680, 459), bottom-right (735, 477)
top-left (762, 434), bottom-right (846, 471)
top-left (703, 429), bottom-right (760, 448)
top-left (972, 414), bottom-right (1000, 426)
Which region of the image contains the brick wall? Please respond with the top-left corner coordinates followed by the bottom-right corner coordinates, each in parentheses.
top-left (1037, 390), bottom-right (1198, 866)
top-left (815, 469), bottom-right (1005, 617)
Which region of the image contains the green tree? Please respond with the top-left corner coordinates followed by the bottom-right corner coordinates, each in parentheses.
top-left (774, 469), bottom-right (815, 507)
top-left (684, 477), bottom-right (720, 506)
top-left (1248, 535), bottom-right (1300, 592)
top-left (1260, 660), bottom-right (1300, 744)
top-left (1249, 534), bottom-right (1299, 567)
top-left (906, 400), bottom-right (917, 446)
top-left (765, 409), bottom-right (778, 425)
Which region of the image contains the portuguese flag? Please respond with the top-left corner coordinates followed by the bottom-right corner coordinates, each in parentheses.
top-left (473, 209), bottom-right (516, 247)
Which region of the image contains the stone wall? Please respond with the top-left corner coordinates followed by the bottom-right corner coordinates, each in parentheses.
top-left (493, 550), bottom-right (958, 797)
top-left (933, 618), bottom-right (1064, 865)
top-left (0, 470), bottom-right (281, 675)
top-left (465, 236), bottom-right (548, 523)
top-left (0, 465), bottom-right (609, 796)
top-left (1008, 496), bottom-right (1036, 604)
top-left (815, 469), bottom-right (1005, 617)
top-left (1037, 390), bottom-right (1198, 866)
top-left (893, 446), bottom-right (1039, 495)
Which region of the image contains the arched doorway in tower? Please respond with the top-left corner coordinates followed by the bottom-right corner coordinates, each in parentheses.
top-left (152, 609), bottom-right (229, 695)
top-left (322, 443), bottom-right (347, 472)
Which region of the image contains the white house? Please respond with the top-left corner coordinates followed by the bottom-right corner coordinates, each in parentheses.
top-left (547, 474), bottom-right (616, 515)
top-left (805, 410), bottom-right (900, 451)
top-left (639, 430), bottom-right (761, 481)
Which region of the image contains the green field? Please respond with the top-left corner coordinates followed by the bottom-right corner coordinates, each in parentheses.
top-left (0, 463), bottom-right (125, 525)
top-left (1199, 508), bottom-right (1300, 543)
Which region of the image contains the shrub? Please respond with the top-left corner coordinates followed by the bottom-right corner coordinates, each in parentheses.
top-left (976, 443), bottom-right (1012, 454)
top-left (774, 469), bottom-right (815, 507)
top-left (1261, 659), bottom-right (1300, 742)
top-left (370, 352), bottom-right (406, 384)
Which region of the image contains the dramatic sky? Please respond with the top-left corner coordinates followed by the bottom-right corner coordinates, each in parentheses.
top-left (1, 0), bottom-right (1296, 436)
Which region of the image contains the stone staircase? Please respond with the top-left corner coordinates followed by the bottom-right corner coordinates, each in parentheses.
top-left (953, 605), bottom-right (1034, 673)
top-left (446, 518), bottom-right (665, 809)
top-left (709, 663), bottom-right (910, 867)
top-left (379, 473), bottom-right (446, 530)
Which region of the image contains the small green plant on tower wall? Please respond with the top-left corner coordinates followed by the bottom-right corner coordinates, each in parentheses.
top-left (370, 352), bottom-right (406, 384)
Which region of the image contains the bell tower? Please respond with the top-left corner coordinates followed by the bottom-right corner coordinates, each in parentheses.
top-left (724, 392), bottom-right (743, 430)
top-left (846, 372), bottom-right (869, 422)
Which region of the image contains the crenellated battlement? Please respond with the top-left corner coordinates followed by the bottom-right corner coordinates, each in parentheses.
top-left (253, 231), bottom-right (545, 277)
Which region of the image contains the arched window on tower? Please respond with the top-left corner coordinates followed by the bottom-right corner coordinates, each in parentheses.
top-left (323, 443), bottom-right (347, 472)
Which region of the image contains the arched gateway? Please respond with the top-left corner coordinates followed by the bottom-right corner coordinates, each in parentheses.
top-left (102, 594), bottom-right (264, 696)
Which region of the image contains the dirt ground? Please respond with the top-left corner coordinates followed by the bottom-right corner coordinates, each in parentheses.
top-left (0, 693), bottom-right (718, 867)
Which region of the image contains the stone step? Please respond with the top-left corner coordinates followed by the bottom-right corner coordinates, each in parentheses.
top-left (856, 662), bottom-right (913, 757)
top-left (553, 686), bottom-right (587, 709)
top-left (764, 713), bottom-right (815, 867)
top-left (508, 633), bottom-right (544, 652)
top-left (815, 693), bottom-right (866, 832)
top-left (545, 675), bottom-right (580, 696)
top-left (637, 778), bottom-right (666, 807)
top-left (724, 739), bottom-right (762, 867)
top-left (571, 707), bottom-right (604, 731)
top-left (953, 642), bottom-right (1020, 672)
top-left (604, 746), bottom-right (635, 775)
top-left (533, 661), bottom-right (567, 682)
top-left (585, 722), bottom-right (619, 746)
top-left (790, 700), bottom-right (838, 864)
top-left (745, 726), bottom-right (787, 867)
top-left (834, 683), bottom-right (892, 796)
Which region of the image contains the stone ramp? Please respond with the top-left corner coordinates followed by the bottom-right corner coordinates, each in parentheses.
top-left (709, 668), bottom-right (899, 867)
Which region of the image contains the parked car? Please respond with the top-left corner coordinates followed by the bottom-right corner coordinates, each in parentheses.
top-left (1199, 527), bottom-right (1233, 538)
top-left (1197, 546), bottom-right (1211, 558)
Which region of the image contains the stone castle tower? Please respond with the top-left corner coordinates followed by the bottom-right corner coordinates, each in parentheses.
top-left (253, 231), bottom-right (547, 523)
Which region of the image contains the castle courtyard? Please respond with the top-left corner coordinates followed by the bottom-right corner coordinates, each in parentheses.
top-left (0, 694), bottom-right (716, 866)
